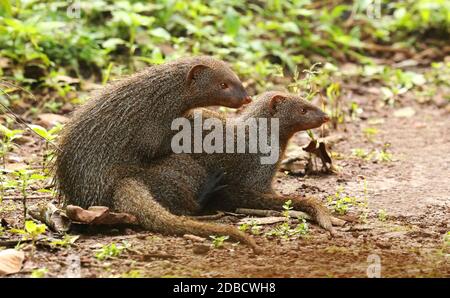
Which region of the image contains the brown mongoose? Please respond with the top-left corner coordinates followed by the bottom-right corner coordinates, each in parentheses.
top-left (189, 92), bottom-right (334, 232)
top-left (109, 92), bottom-right (331, 253)
top-left (55, 56), bottom-right (251, 209)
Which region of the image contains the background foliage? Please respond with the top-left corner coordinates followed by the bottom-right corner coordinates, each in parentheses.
top-left (0, 0), bottom-right (449, 114)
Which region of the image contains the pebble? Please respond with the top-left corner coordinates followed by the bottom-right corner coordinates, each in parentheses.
top-left (193, 244), bottom-right (210, 255)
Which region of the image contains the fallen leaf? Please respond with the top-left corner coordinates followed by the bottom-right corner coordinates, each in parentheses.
top-left (0, 249), bottom-right (25, 276)
top-left (36, 113), bottom-right (69, 129)
top-left (66, 205), bottom-right (137, 225)
top-left (303, 140), bottom-right (332, 165)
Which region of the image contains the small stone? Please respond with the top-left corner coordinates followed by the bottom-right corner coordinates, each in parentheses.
top-left (375, 242), bottom-right (392, 249)
top-left (193, 244), bottom-right (210, 255)
top-left (393, 107), bottom-right (415, 118)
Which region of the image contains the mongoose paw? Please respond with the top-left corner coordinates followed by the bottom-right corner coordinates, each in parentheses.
top-left (197, 169), bottom-right (228, 208)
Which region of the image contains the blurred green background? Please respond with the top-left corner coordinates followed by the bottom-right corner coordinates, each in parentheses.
top-left (0, 0), bottom-right (449, 116)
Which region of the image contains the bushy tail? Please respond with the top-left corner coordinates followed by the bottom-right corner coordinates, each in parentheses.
top-left (113, 178), bottom-right (261, 253)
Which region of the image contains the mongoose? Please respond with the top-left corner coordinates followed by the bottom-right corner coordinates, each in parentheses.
top-left (189, 91), bottom-right (333, 232)
top-left (110, 92), bottom-right (331, 253)
top-left (55, 56), bottom-right (251, 209)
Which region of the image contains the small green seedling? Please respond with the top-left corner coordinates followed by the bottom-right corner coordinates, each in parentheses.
top-left (121, 270), bottom-right (143, 278)
top-left (327, 187), bottom-right (365, 216)
top-left (239, 221), bottom-right (262, 235)
top-left (378, 209), bottom-right (388, 221)
top-left (95, 242), bottom-right (129, 261)
top-left (443, 232), bottom-right (450, 247)
top-left (238, 223), bottom-right (249, 232)
top-left (210, 235), bottom-right (229, 248)
top-left (10, 220), bottom-right (47, 255)
top-left (265, 200), bottom-right (309, 239)
top-left (50, 234), bottom-right (79, 248)
top-left (0, 124), bottom-right (23, 168)
top-left (352, 148), bottom-right (371, 159)
top-left (31, 268), bottom-right (48, 278)
top-left (30, 124), bottom-right (62, 171)
top-left (376, 149), bottom-right (392, 162)
top-left (282, 199), bottom-right (293, 217)
top-left (362, 127), bottom-right (379, 141)
top-left (10, 169), bottom-right (46, 225)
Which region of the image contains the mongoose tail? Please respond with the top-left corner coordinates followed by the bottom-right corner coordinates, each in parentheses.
top-left (113, 178), bottom-right (261, 253)
top-left (212, 189), bottom-right (334, 235)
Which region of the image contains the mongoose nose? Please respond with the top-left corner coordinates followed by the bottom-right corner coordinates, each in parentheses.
top-left (242, 96), bottom-right (252, 104)
top-left (323, 115), bottom-right (330, 122)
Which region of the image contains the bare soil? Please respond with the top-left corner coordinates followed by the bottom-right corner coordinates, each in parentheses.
top-left (1, 94), bottom-right (449, 278)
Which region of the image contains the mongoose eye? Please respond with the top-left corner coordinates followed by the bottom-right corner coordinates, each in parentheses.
top-left (220, 82), bottom-right (228, 89)
top-left (301, 108), bottom-right (308, 114)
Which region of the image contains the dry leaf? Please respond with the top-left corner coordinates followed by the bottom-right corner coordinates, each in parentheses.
top-left (66, 205), bottom-right (137, 225)
top-left (36, 113), bottom-right (69, 129)
top-left (0, 249), bottom-right (25, 276)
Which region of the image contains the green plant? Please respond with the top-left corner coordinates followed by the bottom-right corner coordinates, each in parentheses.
top-left (49, 234), bottom-right (79, 248)
top-left (95, 242), bottom-right (129, 261)
top-left (378, 209), bottom-right (388, 221)
top-left (209, 235), bottom-right (229, 248)
top-left (327, 186), bottom-right (366, 215)
top-left (362, 127), bottom-right (379, 142)
top-left (9, 169), bottom-right (46, 224)
top-left (266, 200), bottom-right (309, 239)
top-left (326, 82), bottom-right (344, 129)
top-left (0, 123), bottom-right (23, 168)
top-left (10, 220), bottom-right (47, 255)
top-left (121, 269), bottom-right (143, 278)
top-left (376, 149), bottom-right (392, 162)
top-left (239, 221), bottom-right (262, 235)
top-left (352, 148), bottom-right (371, 159)
top-left (31, 268), bottom-right (48, 278)
top-left (30, 124), bottom-right (61, 171)
top-left (444, 232), bottom-right (450, 247)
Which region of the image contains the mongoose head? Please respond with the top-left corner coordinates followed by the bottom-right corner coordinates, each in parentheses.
top-left (249, 91), bottom-right (329, 136)
top-left (186, 56), bottom-right (251, 108)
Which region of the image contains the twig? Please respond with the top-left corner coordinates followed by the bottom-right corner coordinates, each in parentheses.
top-left (189, 211), bottom-right (225, 221)
top-left (2, 194), bottom-right (54, 200)
top-left (235, 208), bottom-right (281, 217)
top-left (183, 234), bottom-right (206, 242)
top-left (0, 237), bottom-right (46, 248)
top-left (140, 253), bottom-right (177, 260)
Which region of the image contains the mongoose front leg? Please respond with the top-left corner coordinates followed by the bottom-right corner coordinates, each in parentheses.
top-left (219, 189), bottom-right (334, 234)
top-left (112, 178), bottom-right (261, 253)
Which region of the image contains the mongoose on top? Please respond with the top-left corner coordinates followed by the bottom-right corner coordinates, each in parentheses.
top-left (55, 56), bottom-right (251, 209)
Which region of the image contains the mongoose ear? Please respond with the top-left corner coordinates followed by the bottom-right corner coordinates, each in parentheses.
top-left (269, 94), bottom-right (286, 114)
top-left (187, 64), bottom-right (211, 85)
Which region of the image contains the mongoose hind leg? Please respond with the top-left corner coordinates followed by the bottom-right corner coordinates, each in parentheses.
top-left (197, 169), bottom-right (228, 210)
top-left (112, 178), bottom-right (261, 253)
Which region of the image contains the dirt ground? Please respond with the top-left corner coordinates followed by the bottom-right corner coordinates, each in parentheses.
top-left (1, 93), bottom-right (449, 278)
